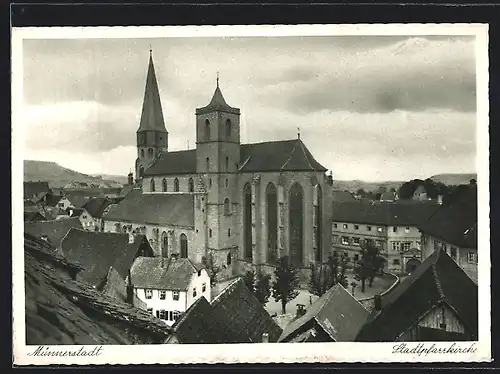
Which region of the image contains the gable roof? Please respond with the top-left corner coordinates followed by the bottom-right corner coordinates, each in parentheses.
top-left (102, 188), bottom-right (195, 227)
top-left (356, 249), bottom-right (478, 342)
top-left (332, 190), bottom-right (356, 203)
top-left (82, 197), bottom-right (113, 218)
top-left (137, 53), bottom-right (167, 132)
top-left (130, 256), bottom-right (204, 291)
top-left (24, 181), bottom-right (51, 199)
top-left (169, 296), bottom-right (233, 344)
top-left (144, 139), bottom-right (327, 176)
top-left (210, 278), bottom-right (283, 343)
top-left (60, 228), bottom-right (151, 287)
top-left (25, 235), bottom-right (170, 345)
top-left (24, 217), bottom-right (83, 247)
top-left (279, 284), bottom-right (369, 342)
top-left (43, 193), bottom-right (63, 207)
top-left (418, 186), bottom-right (477, 249)
top-left (333, 201), bottom-right (440, 226)
top-left (195, 83), bottom-right (240, 115)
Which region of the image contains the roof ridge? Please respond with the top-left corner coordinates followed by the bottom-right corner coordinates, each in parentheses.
top-left (431, 250), bottom-right (446, 299)
top-left (211, 277), bottom-right (242, 305)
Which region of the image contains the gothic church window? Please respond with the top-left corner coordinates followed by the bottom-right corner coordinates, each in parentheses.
top-left (206, 157), bottom-right (209, 172)
top-left (205, 119), bottom-right (211, 141)
top-left (180, 234), bottom-right (188, 258)
top-left (266, 182), bottom-right (278, 265)
top-left (140, 149), bottom-right (145, 158)
top-left (243, 183), bottom-right (252, 260)
top-left (225, 119), bottom-right (232, 138)
top-left (224, 198), bottom-right (231, 215)
top-left (174, 178), bottom-right (179, 192)
top-left (148, 148), bottom-right (154, 158)
top-left (314, 184), bottom-right (323, 262)
top-left (162, 178), bottom-right (167, 192)
top-left (225, 157), bottom-right (229, 171)
top-left (289, 183), bottom-right (304, 267)
top-left (227, 252), bottom-right (232, 265)
top-left (139, 166), bottom-right (144, 178)
top-left (150, 179), bottom-right (155, 192)
top-left (188, 178), bottom-right (194, 193)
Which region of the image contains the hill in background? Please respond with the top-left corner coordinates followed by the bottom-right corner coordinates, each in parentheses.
top-left (24, 160), bottom-right (127, 188)
top-left (430, 173), bottom-right (477, 186)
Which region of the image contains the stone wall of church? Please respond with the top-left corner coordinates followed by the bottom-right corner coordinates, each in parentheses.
top-left (237, 170), bottom-right (333, 271)
top-left (143, 174), bottom-right (198, 193)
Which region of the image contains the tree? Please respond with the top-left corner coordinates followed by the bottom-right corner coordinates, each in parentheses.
top-left (243, 270), bottom-right (256, 293)
top-left (328, 251), bottom-right (349, 289)
top-left (254, 273), bottom-right (271, 305)
top-left (353, 240), bottom-right (386, 293)
top-left (356, 188), bottom-right (366, 197)
top-left (272, 256), bottom-right (300, 314)
top-left (309, 262), bottom-right (330, 297)
top-left (201, 253), bottom-right (221, 288)
top-left (309, 252), bottom-right (349, 297)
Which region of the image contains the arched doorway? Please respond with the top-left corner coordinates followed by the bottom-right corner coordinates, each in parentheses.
top-left (289, 183), bottom-right (304, 267)
top-left (180, 233), bottom-right (188, 258)
top-left (406, 258), bottom-right (421, 273)
top-left (243, 183), bottom-right (252, 260)
top-left (266, 182), bottom-right (278, 264)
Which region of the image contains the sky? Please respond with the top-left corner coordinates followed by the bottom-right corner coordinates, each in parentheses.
top-left (21, 34), bottom-right (477, 181)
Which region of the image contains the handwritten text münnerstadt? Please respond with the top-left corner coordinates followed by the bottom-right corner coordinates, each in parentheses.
top-left (28, 346), bottom-right (103, 357)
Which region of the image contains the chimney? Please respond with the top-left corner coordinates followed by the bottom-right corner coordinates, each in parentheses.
top-left (126, 270), bottom-right (135, 305)
top-left (128, 232), bottom-right (135, 244)
top-left (374, 294), bottom-right (382, 311)
top-left (262, 333), bottom-right (269, 343)
top-left (128, 172), bottom-right (134, 186)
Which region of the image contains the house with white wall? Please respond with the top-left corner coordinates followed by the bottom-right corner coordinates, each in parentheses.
top-left (130, 255), bottom-right (210, 326)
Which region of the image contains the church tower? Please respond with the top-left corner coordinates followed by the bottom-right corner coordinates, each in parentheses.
top-left (135, 49), bottom-right (168, 182)
top-left (195, 75), bottom-right (241, 270)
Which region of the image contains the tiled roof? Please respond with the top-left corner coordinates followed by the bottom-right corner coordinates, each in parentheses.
top-left (333, 201), bottom-right (440, 226)
top-left (332, 190), bottom-right (356, 203)
top-left (144, 139), bottom-right (327, 176)
top-left (195, 84), bottom-right (240, 115)
top-left (24, 217), bottom-right (83, 248)
top-left (102, 188), bottom-right (195, 227)
top-left (82, 197), bottom-right (113, 218)
top-left (169, 296), bottom-right (234, 344)
top-left (44, 193), bottom-right (63, 207)
top-left (278, 284), bottom-right (369, 342)
top-left (24, 181), bottom-right (51, 199)
top-left (418, 186), bottom-right (477, 249)
top-left (60, 228), bottom-right (153, 287)
top-left (25, 235), bottom-right (171, 345)
top-left (130, 257), bottom-right (204, 291)
top-left (24, 211), bottom-right (46, 222)
top-left (210, 278), bottom-right (283, 343)
top-left (64, 192), bottom-right (94, 208)
top-left (356, 249), bottom-right (478, 342)
top-left (137, 53), bottom-right (167, 132)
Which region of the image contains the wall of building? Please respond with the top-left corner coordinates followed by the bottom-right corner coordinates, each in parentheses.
top-left (186, 268), bottom-right (212, 306)
top-left (134, 287), bottom-right (188, 327)
top-left (143, 174), bottom-right (198, 193)
top-left (386, 225), bottom-right (421, 273)
top-left (102, 220), bottom-right (196, 260)
top-left (417, 303), bottom-right (466, 334)
top-left (421, 233), bottom-right (478, 283)
top-left (79, 208), bottom-right (95, 230)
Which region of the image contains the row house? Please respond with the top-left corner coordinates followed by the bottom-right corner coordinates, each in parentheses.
top-left (332, 201), bottom-right (440, 273)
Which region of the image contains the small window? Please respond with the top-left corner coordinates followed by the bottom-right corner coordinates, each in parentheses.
top-left (173, 311), bottom-right (181, 321)
top-left (403, 242), bottom-right (411, 251)
top-left (174, 178), bottom-right (179, 192)
top-left (162, 178), bottom-right (167, 192)
top-left (147, 308), bottom-right (153, 315)
top-left (225, 178), bottom-right (228, 188)
top-left (405, 226), bottom-right (410, 233)
top-left (354, 225), bottom-right (359, 230)
top-left (393, 259), bottom-right (400, 265)
top-left (198, 270), bottom-right (202, 276)
top-left (224, 198), bottom-right (231, 215)
top-left (193, 288), bottom-right (197, 298)
top-left (334, 223), bottom-right (338, 229)
top-left (150, 178), bottom-right (155, 192)
top-left (228, 228), bottom-right (231, 237)
top-left (205, 119), bottom-right (211, 140)
top-left (159, 290), bottom-right (166, 300)
top-left (227, 252), bottom-right (232, 265)
top-left (172, 291), bottom-right (180, 301)
top-left (188, 178), bottom-right (194, 193)
top-left (145, 289), bottom-right (153, 299)
top-left (467, 252), bottom-right (476, 264)
top-left (225, 157), bottom-right (229, 171)
top-left (354, 254), bottom-right (359, 262)
top-left (159, 310), bottom-right (167, 320)
top-left (206, 157), bottom-right (210, 172)
top-left (209, 229), bottom-right (212, 238)
top-left (353, 237), bottom-right (360, 245)
top-left (393, 227), bottom-right (398, 233)
top-left (209, 178), bottom-right (212, 188)
top-left (169, 311), bottom-right (173, 321)
top-left (141, 149), bottom-right (145, 158)
top-left (343, 224), bottom-right (348, 229)
top-left (377, 227), bottom-right (383, 233)
top-left (367, 226), bottom-right (372, 231)
top-left (341, 236), bottom-right (349, 245)
top-left (392, 241), bottom-right (401, 251)
top-left (202, 283), bottom-right (207, 293)
top-left (225, 118), bottom-right (232, 138)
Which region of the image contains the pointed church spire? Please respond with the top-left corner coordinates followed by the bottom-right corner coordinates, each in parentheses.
top-left (137, 49), bottom-right (167, 132)
top-left (195, 74), bottom-right (240, 115)
top-left (216, 71), bottom-right (219, 88)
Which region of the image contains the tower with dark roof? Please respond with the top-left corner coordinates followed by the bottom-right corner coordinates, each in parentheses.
top-left (135, 50), bottom-right (169, 183)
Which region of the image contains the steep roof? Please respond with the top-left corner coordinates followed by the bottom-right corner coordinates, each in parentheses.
top-left (332, 190), bottom-right (356, 203)
top-left (25, 235), bottom-right (170, 345)
top-left (43, 193), bottom-right (63, 207)
top-left (279, 284), bottom-right (369, 342)
top-left (418, 186), bottom-right (477, 248)
top-left (102, 188), bottom-right (195, 227)
top-left (356, 249), bottom-right (478, 342)
top-left (82, 197), bottom-right (113, 218)
top-left (210, 278), bottom-right (283, 343)
top-left (168, 296), bottom-right (233, 344)
top-left (60, 228), bottom-right (152, 287)
top-left (144, 139), bottom-right (327, 176)
top-left (195, 83), bottom-right (240, 115)
top-left (333, 201), bottom-right (440, 226)
top-left (130, 257), bottom-right (204, 291)
top-left (24, 217), bottom-right (83, 247)
top-left (137, 52), bottom-right (167, 132)
top-left (24, 181), bottom-right (51, 199)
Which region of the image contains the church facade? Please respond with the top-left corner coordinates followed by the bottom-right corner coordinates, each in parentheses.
top-left (103, 52), bottom-right (334, 281)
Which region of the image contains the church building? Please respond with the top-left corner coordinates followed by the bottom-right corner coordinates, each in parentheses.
top-left (103, 51), bottom-right (334, 281)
